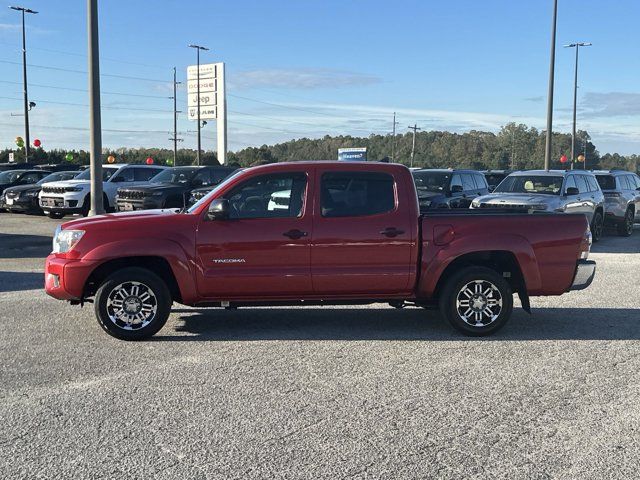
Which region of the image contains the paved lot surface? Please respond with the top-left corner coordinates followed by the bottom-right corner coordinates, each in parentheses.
top-left (1, 213), bottom-right (639, 479)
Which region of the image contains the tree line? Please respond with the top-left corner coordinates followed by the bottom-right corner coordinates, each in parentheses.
top-left (1, 123), bottom-right (638, 172)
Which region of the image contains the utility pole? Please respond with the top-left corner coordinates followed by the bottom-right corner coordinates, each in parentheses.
top-left (391, 112), bottom-right (399, 163)
top-left (87, 0), bottom-right (104, 215)
top-left (408, 124), bottom-right (421, 168)
top-left (564, 42), bottom-right (591, 167)
top-left (9, 5), bottom-right (37, 163)
top-left (188, 44), bottom-right (209, 166)
top-left (544, 0), bottom-right (558, 171)
top-left (169, 67), bottom-right (183, 166)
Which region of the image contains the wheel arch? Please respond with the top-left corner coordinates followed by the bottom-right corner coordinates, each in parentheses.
top-left (83, 256), bottom-right (182, 303)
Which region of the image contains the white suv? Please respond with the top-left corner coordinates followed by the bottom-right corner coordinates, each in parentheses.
top-left (39, 164), bottom-right (165, 218)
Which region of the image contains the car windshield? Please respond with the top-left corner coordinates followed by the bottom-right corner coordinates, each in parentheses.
top-left (0, 170), bottom-right (27, 183)
top-left (412, 171), bottom-right (451, 193)
top-left (74, 167), bottom-right (118, 181)
top-left (186, 169), bottom-right (245, 213)
top-left (151, 167), bottom-right (199, 185)
top-left (595, 175), bottom-right (616, 190)
top-left (37, 171), bottom-right (80, 185)
top-left (494, 175), bottom-right (564, 195)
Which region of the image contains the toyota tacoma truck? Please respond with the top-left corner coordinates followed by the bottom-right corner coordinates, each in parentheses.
top-left (44, 162), bottom-right (596, 340)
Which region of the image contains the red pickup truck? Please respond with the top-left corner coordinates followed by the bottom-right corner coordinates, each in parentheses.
top-left (45, 162), bottom-right (596, 340)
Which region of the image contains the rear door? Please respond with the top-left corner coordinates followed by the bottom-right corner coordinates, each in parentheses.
top-left (629, 175), bottom-right (640, 220)
top-left (195, 171), bottom-right (313, 298)
top-left (311, 168), bottom-right (414, 295)
top-left (575, 175), bottom-right (595, 220)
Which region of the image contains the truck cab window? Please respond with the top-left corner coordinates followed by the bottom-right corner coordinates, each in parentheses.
top-left (226, 173), bottom-right (306, 219)
top-left (321, 172), bottom-right (395, 217)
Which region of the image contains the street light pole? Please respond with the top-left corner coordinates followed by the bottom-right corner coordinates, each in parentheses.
top-left (391, 112), bottom-right (399, 163)
top-left (544, 0), bottom-right (558, 171)
top-left (9, 5), bottom-right (37, 163)
top-left (408, 124), bottom-right (421, 168)
top-left (87, 0), bottom-right (104, 215)
top-left (564, 42), bottom-right (591, 168)
top-left (188, 44), bottom-right (209, 166)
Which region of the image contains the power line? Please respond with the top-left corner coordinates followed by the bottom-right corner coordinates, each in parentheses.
top-left (0, 80), bottom-right (171, 99)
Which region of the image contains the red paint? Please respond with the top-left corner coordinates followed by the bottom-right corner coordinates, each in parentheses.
top-left (45, 162), bottom-right (593, 306)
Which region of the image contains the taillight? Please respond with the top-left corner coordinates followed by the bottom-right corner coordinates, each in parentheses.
top-left (579, 226), bottom-right (592, 260)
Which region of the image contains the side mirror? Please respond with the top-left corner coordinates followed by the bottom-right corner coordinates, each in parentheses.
top-left (206, 198), bottom-right (229, 220)
top-left (450, 185), bottom-right (463, 194)
top-left (565, 187), bottom-right (579, 196)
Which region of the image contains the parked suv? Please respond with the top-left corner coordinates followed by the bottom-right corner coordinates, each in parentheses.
top-left (116, 165), bottom-right (237, 212)
top-left (39, 164), bottom-right (166, 218)
top-left (594, 170), bottom-right (640, 236)
top-left (472, 170), bottom-right (606, 241)
top-left (3, 170), bottom-right (79, 214)
top-left (412, 169), bottom-right (490, 209)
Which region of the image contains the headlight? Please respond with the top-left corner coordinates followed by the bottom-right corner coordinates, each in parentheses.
top-left (65, 187), bottom-right (84, 192)
top-left (471, 199), bottom-right (481, 208)
top-left (52, 226), bottom-right (85, 253)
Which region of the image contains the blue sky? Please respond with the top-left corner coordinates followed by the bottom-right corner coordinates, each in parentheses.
top-left (1, 0), bottom-right (639, 155)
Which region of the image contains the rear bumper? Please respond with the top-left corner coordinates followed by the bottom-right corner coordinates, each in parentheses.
top-left (45, 255), bottom-right (98, 300)
top-left (570, 260), bottom-right (596, 291)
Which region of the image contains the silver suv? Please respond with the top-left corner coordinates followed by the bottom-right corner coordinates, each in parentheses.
top-left (594, 170), bottom-right (640, 236)
top-left (471, 170), bottom-right (606, 241)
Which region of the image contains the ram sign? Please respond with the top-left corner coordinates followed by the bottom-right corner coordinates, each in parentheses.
top-left (338, 147), bottom-right (367, 161)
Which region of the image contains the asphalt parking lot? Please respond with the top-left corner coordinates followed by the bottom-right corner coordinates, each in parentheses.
top-left (1, 213), bottom-right (639, 479)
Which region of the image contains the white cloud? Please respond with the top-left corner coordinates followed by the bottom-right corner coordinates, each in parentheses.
top-left (581, 92), bottom-right (640, 118)
top-left (231, 68), bottom-right (381, 90)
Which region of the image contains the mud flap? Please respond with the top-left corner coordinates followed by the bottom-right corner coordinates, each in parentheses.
top-left (518, 291), bottom-right (531, 314)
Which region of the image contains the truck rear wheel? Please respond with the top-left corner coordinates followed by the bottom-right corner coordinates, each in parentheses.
top-left (439, 267), bottom-right (513, 336)
top-left (94, 267), bottom-right (172, 340)
top-left (617, 208), bottom-right (634, 237)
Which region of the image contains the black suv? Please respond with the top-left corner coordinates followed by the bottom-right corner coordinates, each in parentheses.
top-left (482, 170), bottom-right (512, 192)
top-left (116, 165), bottom-right (237, 211)
top-left (594, 170), bottom-right (640, 236)
top-left (412, 169), bottom-right (490, 209)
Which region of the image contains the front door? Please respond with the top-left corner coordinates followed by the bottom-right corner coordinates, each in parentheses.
top-left (311, 168), bottom-right (414, 296)
top-left (195, 171), bottom-right (313, 299)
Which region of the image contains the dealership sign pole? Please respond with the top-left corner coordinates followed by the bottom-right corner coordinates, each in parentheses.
top-left (187, 62), bottom-right (227, 165)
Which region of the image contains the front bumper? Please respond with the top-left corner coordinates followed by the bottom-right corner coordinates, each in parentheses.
top-left (45, 254), bottom-right (98, 300)
top-left (40, 192), bottom-right (86, 213)
top-left (6, 195), bottom-right (40, 212)
top-left (570, 260), bottom-right (596, 291)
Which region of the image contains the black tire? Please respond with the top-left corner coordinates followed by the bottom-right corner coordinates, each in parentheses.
top-left (591, 210), bottom-right (604, 242)
top-left (94, 267), bottom-right (172, 340)
top-left (81, 195), bottom-right (90, 216)
top-left (617, 208), bottom-right (634, 237)
top-left (48, 211), bottom-right (64, 219)
top-left (438, 266), bottom-right (513, 337)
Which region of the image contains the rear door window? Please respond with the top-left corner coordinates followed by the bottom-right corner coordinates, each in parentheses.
top-left (321, 172), bottom-right (395, 218)
top-left (586, 176), bottom-right (599, 192)
top-left (461, 174), bottom-right (475, 191)
top-left (473, 173), bottom-right (487, 190)
top-left (630, 175), bottom-right (640, 189)
top-left (618, 176), bottom-right (630, 190)
top-left (575, 175), bottom-right (590, 194)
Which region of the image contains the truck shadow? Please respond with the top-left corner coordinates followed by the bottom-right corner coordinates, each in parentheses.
top-left (0, 271), bottom-right (43, 292)
top-left (0, 233), bottom-right (52, 259)
top-left (163, 307), bottom-right (640, 342)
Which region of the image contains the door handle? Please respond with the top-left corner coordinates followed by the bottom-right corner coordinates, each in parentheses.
top-left (283, 229), bottom-right (308, 239)
top-left (380, 227), bottom-right (405, 237)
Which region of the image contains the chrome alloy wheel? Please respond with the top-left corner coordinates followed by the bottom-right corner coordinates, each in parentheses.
top-left (106, 281), bottom-right (158, 330)
top-left (455, 280), bottom-right (503, 327)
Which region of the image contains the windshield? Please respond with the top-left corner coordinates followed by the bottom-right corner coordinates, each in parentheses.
top-left (74, 167), bottom-right (118, 181)
top-left (494, 175), bottom-right (564, 195)
top-left (595, 175), bottom-right (616, 190)
top-left (151, 167), bottom-right (199, 185)
top-left (0, 170), bottom-right (27, 183)
top-left (412, 171), bottom-right (451, 194)
top-left (187, 169), bottom-right (245, 213)
top-left (38, 171), bottom-right (80, 184)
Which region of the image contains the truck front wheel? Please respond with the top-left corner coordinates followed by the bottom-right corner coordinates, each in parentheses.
top-left (94, 267), bottom-right (172, 340)
top-left (439, 267), bottom-right (513, 336)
